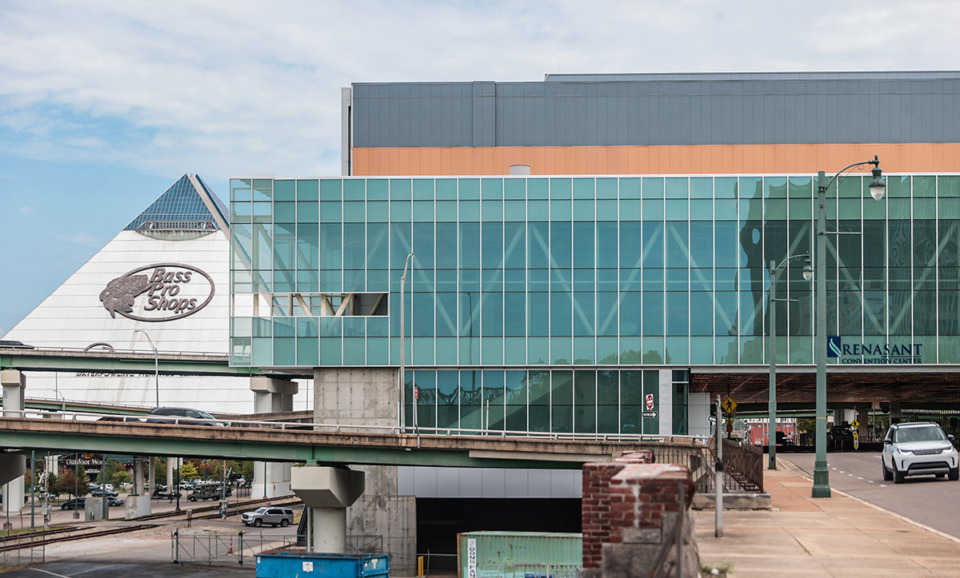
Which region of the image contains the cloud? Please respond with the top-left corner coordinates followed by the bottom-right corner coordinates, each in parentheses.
top-left (51, 231), bottom-right (107, 249)
top-left (19, 206), bottom-right (32, 214)
top-left (1, 0), bottom-right (960, 185)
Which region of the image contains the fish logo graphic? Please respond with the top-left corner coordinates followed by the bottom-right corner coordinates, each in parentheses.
top-left (99, 274), bottom-right (151, 318)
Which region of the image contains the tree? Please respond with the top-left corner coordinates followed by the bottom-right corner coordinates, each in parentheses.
top-left (179, 462), bottom-right (200, 481)
top-left (55, 469), bottom-right (75, 497)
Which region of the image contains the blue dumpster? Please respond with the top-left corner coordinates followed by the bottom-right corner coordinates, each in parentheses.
top-left (255, 552), bottom-right (390, 578)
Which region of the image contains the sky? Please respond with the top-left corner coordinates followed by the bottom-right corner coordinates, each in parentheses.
top-left (2, 0), bottom-right (960, 335)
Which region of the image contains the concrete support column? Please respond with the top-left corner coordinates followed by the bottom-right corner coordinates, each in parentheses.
top-left (292, 466), bottom-right (365, 553)
top-left (132, 458), bottom-right (145, 495)
top-left (125, 457), bottom-right (152, 519)
top-left (658, 369), bottom-right (673, 436)
top-left (315, 368), bottom-right (416, 574)
top-left (166, 457), bottom-right (175, 491)
top-left (251, 376), bottom-right (298, 498)
top-left (148, 458), bottom-right (156, 495)
top-left (1, 370), bottom-right (26, 521)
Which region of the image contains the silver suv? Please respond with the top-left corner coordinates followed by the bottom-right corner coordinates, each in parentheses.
top-left (241, 506), bottom-right (294, 527)
top-left (882, 422), bottom-right (959, 483)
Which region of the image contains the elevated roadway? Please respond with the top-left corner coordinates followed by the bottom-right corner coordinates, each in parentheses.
top-left (0, 345), bottom-right (309, 379)
top-left (0, 416), bottom-right (695, 470)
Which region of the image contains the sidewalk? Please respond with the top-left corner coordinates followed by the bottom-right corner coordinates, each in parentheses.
top-left (694, 460), bottom-right (960, 576)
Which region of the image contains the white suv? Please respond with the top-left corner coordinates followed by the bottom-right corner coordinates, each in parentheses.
top-left (882, 422), bottom-right (959, 484)
top-left (241, 507), bottom-right (295, 527)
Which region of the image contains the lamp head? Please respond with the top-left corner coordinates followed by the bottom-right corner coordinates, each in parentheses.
top-left (802, 264), bottom-right (814, 282)
top-left (868, 155), bottom-right (885, 201)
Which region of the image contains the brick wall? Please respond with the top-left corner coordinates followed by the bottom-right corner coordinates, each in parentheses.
top-left (581, 451), bottom-right (654, 569)
top-left (581, 452), bottom-right (698, 577)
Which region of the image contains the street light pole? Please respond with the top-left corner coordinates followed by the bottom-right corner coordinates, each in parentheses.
top-left (767, 253), bottom-right (810, 470)
top-left (399, 253), bottom-right (414, 432)
top-left (812, 156), bottom-right (886, 498)
top-left (134, 329), bottom-right (159, 407)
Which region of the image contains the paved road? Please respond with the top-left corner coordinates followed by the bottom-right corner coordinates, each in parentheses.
top-left (783, 451), bottom-right (960, 539)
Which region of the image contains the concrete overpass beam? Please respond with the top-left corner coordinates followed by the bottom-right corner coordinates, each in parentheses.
top-left (251, 377), bottom-right (298, 498)
top-left (1, 369), bottom-right (26, 521)
top-left (291, 466), bottom-right (365, 553)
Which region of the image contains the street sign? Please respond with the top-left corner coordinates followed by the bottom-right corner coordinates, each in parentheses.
top-left (642, 411), bottom-right (658, 418)
top-left (851, 419), bottom-right (859, 429)
top-left (414, 386), bottom-right (419, 400)
top-left (722, 397), bottom-right (737, 414)
top-left (645, 393), bottom-right (655, 411)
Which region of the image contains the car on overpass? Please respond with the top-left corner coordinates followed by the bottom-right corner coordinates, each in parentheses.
top-left (146, 407), bottom-right (225, 426)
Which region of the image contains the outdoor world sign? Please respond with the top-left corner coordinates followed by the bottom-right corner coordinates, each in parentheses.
top-left (99, 263), bottom-right (215, 322)
top-left (828, 336), bottom-right (923, 364)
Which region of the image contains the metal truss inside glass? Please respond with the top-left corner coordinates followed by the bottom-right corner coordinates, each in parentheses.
top-left (229, 174), bottom-right (960, 369)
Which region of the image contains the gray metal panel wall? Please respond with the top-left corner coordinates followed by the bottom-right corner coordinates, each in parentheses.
top-left (351, 73), bottom-right (960, 148)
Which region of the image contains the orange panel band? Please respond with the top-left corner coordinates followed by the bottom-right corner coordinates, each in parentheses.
top-left (352, 143), bottom-right (960, 176)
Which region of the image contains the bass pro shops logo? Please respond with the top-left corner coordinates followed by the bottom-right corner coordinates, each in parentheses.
top-left (99, 263), bottom-right (215, 322)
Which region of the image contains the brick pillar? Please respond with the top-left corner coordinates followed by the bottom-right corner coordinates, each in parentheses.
top-left (581, 453), bottom-right (699, 578)
top-left (581, 451), bottom-right (654, 571)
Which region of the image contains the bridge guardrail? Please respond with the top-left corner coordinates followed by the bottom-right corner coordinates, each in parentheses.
top-left (2, 408), bottom-right (713, 445)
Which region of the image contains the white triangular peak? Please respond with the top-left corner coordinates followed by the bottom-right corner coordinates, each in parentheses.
top-left (6, 174), bottom-right (229, 355)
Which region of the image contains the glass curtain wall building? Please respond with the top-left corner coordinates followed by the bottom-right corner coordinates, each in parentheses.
top-left (230, 173), bottom-right (960, 435)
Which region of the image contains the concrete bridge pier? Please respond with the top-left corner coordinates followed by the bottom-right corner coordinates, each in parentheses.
top-left (291, 466), bottom-right (365, 553)
top-left (1, 369), bottom-right (26, 523)
top-left (125, 456), bottom-right (151, 519)
top-left (251, 377), bottom-right (298, 498)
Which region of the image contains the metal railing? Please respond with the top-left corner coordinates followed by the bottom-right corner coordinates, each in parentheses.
top-left (2, 408), bottom-right (714, 445)
top-left (719, 438), bottom-right (764, 492)
top-left (171, 529), bottom-right (296, 566)
top-left (1, 533), bottom-right (45, 568)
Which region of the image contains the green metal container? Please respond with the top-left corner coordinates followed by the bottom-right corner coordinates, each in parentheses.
top-left (457, 531), bottom-right (582, 578)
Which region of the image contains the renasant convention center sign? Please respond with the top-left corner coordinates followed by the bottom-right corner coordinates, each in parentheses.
top-left (99, 263), bottom-right (215, 322)
top-left (828, 336), bottom-right (923, 364)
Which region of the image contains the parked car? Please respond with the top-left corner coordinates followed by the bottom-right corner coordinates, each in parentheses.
top-left (152, 485), bottom-right (182, 500)
top-left (828, 425), bottom-right (855, 450)
top-left (108, 496), bottom-right (125, 507)
top-left (146, 407), bottom-right (225, 426)
top-left (91, 488), bottom-right (118, 498)
top-left (241, 507), bottom-right (294, 528)
top-left (882, 422), bottom-right (960, 483)
top-left (61, 498), bottom-right (86, 510)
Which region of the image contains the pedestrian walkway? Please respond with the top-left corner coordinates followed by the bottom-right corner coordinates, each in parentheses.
top-left (694, 459), bottom-right (960, 576)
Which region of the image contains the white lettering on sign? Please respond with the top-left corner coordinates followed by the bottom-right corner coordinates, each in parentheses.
top-left (99, 263), bottom-right (215, 322)
top-left (467, 538), bottom-right (477, 578)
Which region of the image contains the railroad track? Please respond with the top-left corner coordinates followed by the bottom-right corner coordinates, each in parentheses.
top-left (1, 497), bottom-right (303, 553)
top-left (0, 525), bottom-right (155, 554)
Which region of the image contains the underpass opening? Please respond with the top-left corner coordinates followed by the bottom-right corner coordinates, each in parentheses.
top-left (416, 498), bottom-right (582, 571)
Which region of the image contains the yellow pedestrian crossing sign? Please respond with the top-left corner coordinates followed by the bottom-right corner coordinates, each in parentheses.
top-left (721, 397), bottom-right (737, 414)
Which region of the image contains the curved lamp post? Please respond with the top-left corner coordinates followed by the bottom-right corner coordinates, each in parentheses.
top-left (134, 329), bottom-right (160, 407)
top-left (399, 253), bottom-right (414, 432)
top-left (811, 156), bottom-right (886, 498)
top-left (767, 253), bottom-right (811, 469)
